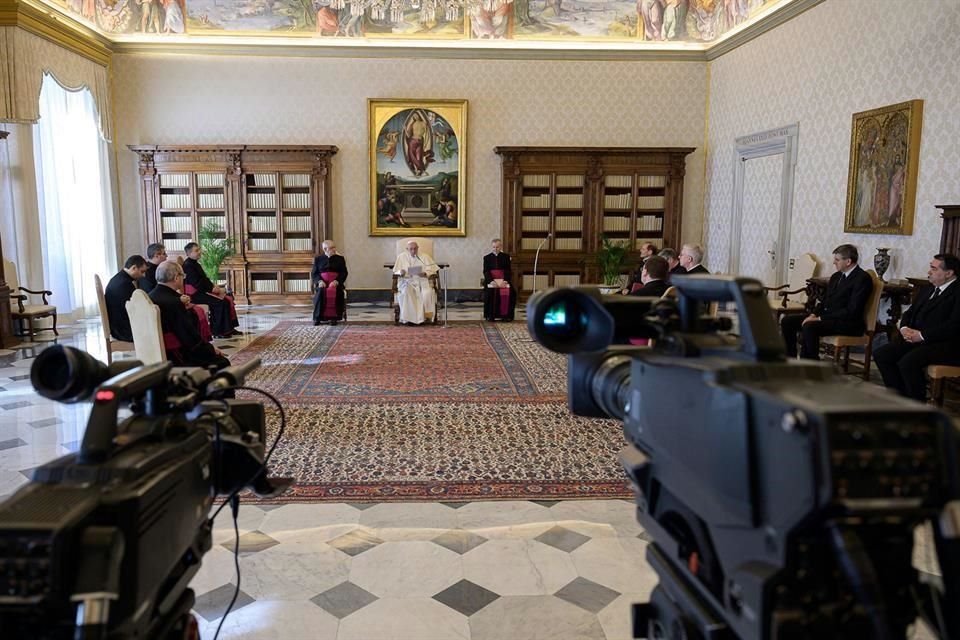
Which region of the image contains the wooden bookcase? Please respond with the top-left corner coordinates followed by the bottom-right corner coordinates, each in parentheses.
top-left (494, 146), bottom-right (695, 299)
top-left (130, 145), bottom-right (338, 304)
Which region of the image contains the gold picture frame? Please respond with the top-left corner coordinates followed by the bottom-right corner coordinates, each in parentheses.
top-left (369, 98), bottom-right (467, 237)
top-left (844, 99), bottom-right (923, 235)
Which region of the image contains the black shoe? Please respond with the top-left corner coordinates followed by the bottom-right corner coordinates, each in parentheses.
top-left (231, 329), bottom-right (244, 336)
top-left (313, 321), bottom-right (321, 326)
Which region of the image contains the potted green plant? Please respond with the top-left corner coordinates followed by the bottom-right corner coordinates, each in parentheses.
top-left (597, 234), bottom-right (629, 292)
top-left (198, 221), bottom-right (237, 289)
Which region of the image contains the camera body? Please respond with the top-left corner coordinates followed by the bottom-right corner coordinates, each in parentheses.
top-left (528, 276), bottom-right (960, 639)
top-left (0, 347), bottom-right (289, 639)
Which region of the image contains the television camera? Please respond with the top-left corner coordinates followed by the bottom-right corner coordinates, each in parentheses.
top-left (527, 276), bottom-right (960, 639)
top-left (0, 346), bottom-right (291, 639)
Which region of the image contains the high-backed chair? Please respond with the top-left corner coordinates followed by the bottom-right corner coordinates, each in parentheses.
top-left (94, 274), bottom-right (135, 364)
top-left (125, 289), bottom-right (166, 365)
top-left (390, 237), bottom-right (442, 324)
top-left (4, 259), bottom-right (57, 341)
top-left (765, 252), bottom-right (818, 317)
top-left (819, 269), bottom-right (885, 380)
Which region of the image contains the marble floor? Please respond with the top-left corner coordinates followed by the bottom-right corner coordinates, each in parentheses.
top-left (0, 302), bottom-right (939, 639)
top-left (0, 302), bottom-right (659, 640)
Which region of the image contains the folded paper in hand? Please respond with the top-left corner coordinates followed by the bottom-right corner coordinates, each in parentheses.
top-left (407, 265), bottom-right (423, 277)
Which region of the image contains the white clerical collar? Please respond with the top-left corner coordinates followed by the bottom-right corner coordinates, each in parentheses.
top-left (841, 264), bottom-right (857, 277)
top-left (938, 278), bottom-right (956, 294)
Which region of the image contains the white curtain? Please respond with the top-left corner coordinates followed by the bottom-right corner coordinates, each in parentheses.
top-left (33, 73), bottom-right (117, 319)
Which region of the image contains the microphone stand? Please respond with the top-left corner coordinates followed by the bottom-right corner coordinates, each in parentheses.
top-left (532, 233), bottom-right (552, 298)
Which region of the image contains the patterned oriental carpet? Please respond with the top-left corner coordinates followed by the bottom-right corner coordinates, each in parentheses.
top-left (232, 322), bottom-right (632, 503)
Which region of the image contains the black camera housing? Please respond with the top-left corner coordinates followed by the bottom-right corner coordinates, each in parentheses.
top-left (527, 277), bottom-right (960, 639)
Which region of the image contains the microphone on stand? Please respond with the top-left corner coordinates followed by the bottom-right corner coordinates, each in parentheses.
top-left (531, 233), bottom-right (552, 298)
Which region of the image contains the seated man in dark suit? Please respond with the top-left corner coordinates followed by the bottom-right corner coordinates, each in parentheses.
top-left (659, 248), bottom-right (686, 276)
top-left (678, 244), bottom-right (709, 275)
top-left (780, 244), bottom-right (872, 360)
top-left (482, 238), bottom-right (516, 321)
top-left (149, 261), bottom-right (230, 370)
top-left (182, 241), bottom-right (240, 338)
top-left (105, 255), bottom-right (148, 342)
top-left (628, 255), bottom-right (671, 297)
top-left (311, 239), bottom-right (348, 326)
top-left (141, 242), bottom-right (167, 292)
top-left (874, 253), bottom-right (960, 401)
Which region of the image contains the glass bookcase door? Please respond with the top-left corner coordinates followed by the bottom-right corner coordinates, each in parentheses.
top-left (246, 173), bottom-right (279, 253)
top-left (280, 173), bottom-right (312, 253)
top-left (552, 174), bottom-right (584, 252)
top-left (635, 174), bottom-right (666, 250)
top-left (158, 173), bottom-right (193, 253)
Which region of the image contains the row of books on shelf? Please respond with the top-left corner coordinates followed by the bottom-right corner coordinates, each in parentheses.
top-left (284, 216), bottom-right (312, 232)
top-left (519, 237), bottom-right (582, 251)
top-left (249, 238), bottom-right (279, 251)
top-left (283, 238), bottom-right (312, 251)
top-left (197, 174), bottom-right (225, 188)
top-left (520, 216), bottom-right (583, 231)
top-left (198, 194), bottom-right (225, 209)
top-left (199, 216), bottom-right (226, 232)
top-left (637, 215), bottom-right (664, 232)
top-left (248, 217), bottom-right (278, 233)
top-left (604, 175), bottom-right (633, 188)
top-left (283, 193), bottom-right (311, 209)
top-left (250, 279), bottom-right (280, 293)
top-left (554, 216), bottom-right (583, 232)
top-left (159, 174), bottom-right (190, 188)
top-left (282, 174), bottom-right (310, 188)
top-left (522, 194), bottom-right (551, 208)
top-left (604, 194), bottom-right (632, 209)
top-left (283, 279), bottom-right (312, 293)
top-left (555, 194), bottom-right (583, 209)
top-left (161, 216), bottom-right (192, 233)
top-left (637, 196), bottom-right (665, 209)
top-left (520, 274), bottom-right (582, 291)
top-left (638, 175), bottom-right (667, 187)
top-left (521, 175), bottom-right (550, 188)
top-left (160, 194), bottom-right (191, 209)
top-left (602, 217), bottom-right (634, 233)
top-left (556, 175), bottom-right (584, 188)
top-left (249, 173), bottom-right (277, 187)
top-left (553, 274), bottom-right (582, 287)
top-left (636, 237), bottom-right (661, 250)
top-left (521, 216), bottom-right (550, 232)
top-left (162, 238), bottom-right (190, 252)
top-left (248, 194), bottom-right (277, 209)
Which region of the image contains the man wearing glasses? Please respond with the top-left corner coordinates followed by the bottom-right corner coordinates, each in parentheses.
top-left (780, 244), bottom-right (872, 360)
top-left (149, 261), bottom-right (230, 369)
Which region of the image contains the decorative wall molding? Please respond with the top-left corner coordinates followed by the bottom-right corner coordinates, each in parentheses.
top-left (0, 0), bottom-right (110, 66)
top-left (706, 0), bottom-right (825, 61)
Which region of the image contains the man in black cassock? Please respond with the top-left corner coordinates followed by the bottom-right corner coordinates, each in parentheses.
top-left (105, 255), bottom-right (148, 342)
top-left (150, 261), bottom-right (230, 370)
top-left (182, 242), bottom-right (240, 338)
top-left (311, 240), bottom-right (348, 325)
top-left (140, 242), bottom-right (168, 292)
top-left (482, 238), bottom-right (516, 321)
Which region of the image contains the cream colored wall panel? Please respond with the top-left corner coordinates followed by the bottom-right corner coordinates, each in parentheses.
top-left (112, 55), bottom-right (706, 289)
top-left (705, 0), bottom-right (960, 282)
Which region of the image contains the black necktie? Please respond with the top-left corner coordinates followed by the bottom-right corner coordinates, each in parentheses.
top-left (932, 288), bottom-right (941, 300)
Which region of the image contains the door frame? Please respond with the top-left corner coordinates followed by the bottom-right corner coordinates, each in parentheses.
top-left (728, 123), bottom-right (799, 286)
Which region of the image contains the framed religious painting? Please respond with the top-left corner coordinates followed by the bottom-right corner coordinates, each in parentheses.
top-left (843, 99), bottom-right (923, 235)
top-left (369, 99), bottom-right (467, 237)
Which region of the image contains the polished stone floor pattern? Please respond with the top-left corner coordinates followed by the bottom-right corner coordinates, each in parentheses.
top-left (0, 302), bottom-right (939, 639)
top-left (0, 301), bottom-right (660, 640)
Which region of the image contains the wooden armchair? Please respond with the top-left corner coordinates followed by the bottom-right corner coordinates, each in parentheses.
top-left (94, 274), bottom-right (135, 364)
top-left (764, 252), bottom-right (817, 318)
top-left (4, 260), bottom-right (57, 341)
top-left (389, 237), bottom-right (442, 324)
top-left (819, 269), bottom-right (885, 380)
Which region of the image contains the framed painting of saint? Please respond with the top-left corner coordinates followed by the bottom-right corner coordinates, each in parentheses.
top-left (369, 99), bottom-right (467, 237)
top-left (843, 100), bottom-right (923, 235)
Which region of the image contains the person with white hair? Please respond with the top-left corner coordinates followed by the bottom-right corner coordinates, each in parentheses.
top-left (392, 240), bottom-right (438, 325)
top-left (678, 244), bottom-right (709, 274)
top-left (149, 260), bottom-right (230, 369)
top-left (311, 239), bottom-right (348, 326)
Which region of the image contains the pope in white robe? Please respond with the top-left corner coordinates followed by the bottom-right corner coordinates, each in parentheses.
top-left (393, 241), bottom-right (439, 325)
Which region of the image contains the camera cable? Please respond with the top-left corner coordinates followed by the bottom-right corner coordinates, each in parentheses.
top-left (204, 385), bottom-right (286, 639)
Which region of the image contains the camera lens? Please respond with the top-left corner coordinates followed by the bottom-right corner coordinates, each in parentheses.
top-left (31, 346), bottom-right (108, 403)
